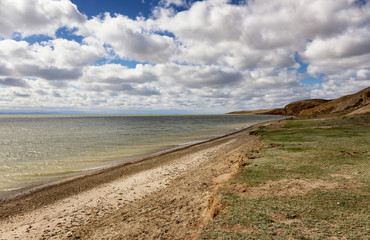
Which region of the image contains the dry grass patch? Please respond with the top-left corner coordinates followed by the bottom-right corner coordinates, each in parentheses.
top-left (199, 115), bottom-right (370, 240)
top-left (238, 179), bottom-right (338, 198)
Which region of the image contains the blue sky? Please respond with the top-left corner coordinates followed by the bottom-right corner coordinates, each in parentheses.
top-left (71, 0), bottom-right (160, 19)
top-left (0, 0), bottom-right (369, 114)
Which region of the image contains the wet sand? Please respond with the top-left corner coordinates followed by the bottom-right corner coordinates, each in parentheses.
top-left (0, 121), bottom-right (275, 239)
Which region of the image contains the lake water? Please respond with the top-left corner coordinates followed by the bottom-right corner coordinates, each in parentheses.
top-left (0, 114), bottom-right (284, 192)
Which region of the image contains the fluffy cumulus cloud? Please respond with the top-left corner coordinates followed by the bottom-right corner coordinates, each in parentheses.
top-left (156, 0), bottom-right (360, 67)
top-left (0, 0), bottom-right (369, 113)
top-left (79, 64), bottom-right (160, 95)
top-left (0, 39), bottom-right (103, 84)
top-left (0, 0), bottom-right (86, 38)
top-left (79, 13), bottom-right (177, 63)
top-left (303, 28), bottom-right (370, 77)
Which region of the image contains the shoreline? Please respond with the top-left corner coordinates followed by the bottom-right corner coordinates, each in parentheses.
top-left (0, 119), bottom-right (280, 239)
top-left (0, 119), bottom-right (278, 203)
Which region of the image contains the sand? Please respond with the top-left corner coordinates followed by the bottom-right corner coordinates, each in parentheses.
top-left (0, 121), bottom-right (272, 239)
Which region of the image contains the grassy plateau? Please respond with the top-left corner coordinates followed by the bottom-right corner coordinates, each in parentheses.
top-left (200, 114), bottom-right (370, 240)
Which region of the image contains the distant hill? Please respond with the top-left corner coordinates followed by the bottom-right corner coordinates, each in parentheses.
top-left (228, 108), bottom-right (285, 115)
top-left (299, 87), bottom-right (370, 117)
top-left (228, 87), bottom-right (370, 117)
top-left (283, 99), bottom-right (331, 116)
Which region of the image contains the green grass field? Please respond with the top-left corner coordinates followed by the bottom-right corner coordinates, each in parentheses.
top-left (200, 115), bottom-right (370, 240)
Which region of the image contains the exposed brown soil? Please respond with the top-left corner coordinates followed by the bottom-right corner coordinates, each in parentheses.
top-left (284, 99), bottom-right (330, 116)
top-left (299, 87), bottom-right (370, 117)
top-left (346, 103), bottom-right (370, 116)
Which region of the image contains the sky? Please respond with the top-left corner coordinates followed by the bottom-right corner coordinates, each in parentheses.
top-left (0, 0), bottom-right (369, 114)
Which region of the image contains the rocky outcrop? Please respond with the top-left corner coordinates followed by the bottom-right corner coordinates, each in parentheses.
top-left (283, 99), bottom-right (330, 116)
top-left (346, 104), bottom-right (370, 116)
top-left (299, 87), bottom-right (370, 117)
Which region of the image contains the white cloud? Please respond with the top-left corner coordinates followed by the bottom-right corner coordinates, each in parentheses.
top-left (0, 39), bottom-right (103, 83)
top-left (357, 69), bottom-right (370, 80)
top-left (302, 28), bottom-right (370, 80)
top-left (159, 0), bottom-right (188, 8)
top-left (311, 78), bottom-right (370, 99)
top-left (82, 64), bottom-right (157, 84)
top-left (303, 29), bottom-right (370, 60)
top-left (154, 63), bottom-right (243, 88)
top-left (0, 0), bottom-right (86, 38)
top-left (78, 64), bottom-right (160, 96)
top-left (1, 0), bottom-right (370, 113)
top-left (79, 13), bottom-right (177, 63)
top-left (44, 38), bottom-right (105, 67)
top-left (152, 0), bottom-right (370, 71)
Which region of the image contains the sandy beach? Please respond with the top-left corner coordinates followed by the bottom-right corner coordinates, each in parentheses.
top-left (0, 121), bottom-right (271, 239)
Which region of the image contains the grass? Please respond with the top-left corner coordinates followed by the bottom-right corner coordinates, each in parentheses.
top-left (282, 114), bottom-right (370, 129)
top-left (199, 115), bottom-right (370, 240)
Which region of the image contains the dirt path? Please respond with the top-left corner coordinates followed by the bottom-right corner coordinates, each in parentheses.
top-left (0, 123), bottom-right (268, 240)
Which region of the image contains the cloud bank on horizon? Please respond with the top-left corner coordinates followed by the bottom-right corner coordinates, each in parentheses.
top-left (0, 0), bottom-right (369, 113)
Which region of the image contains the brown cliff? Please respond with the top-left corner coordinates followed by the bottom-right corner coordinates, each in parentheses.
top-left (299, 87), bottom-right (370, 117)
top-left (283, 99), bottom-right (330, 116)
